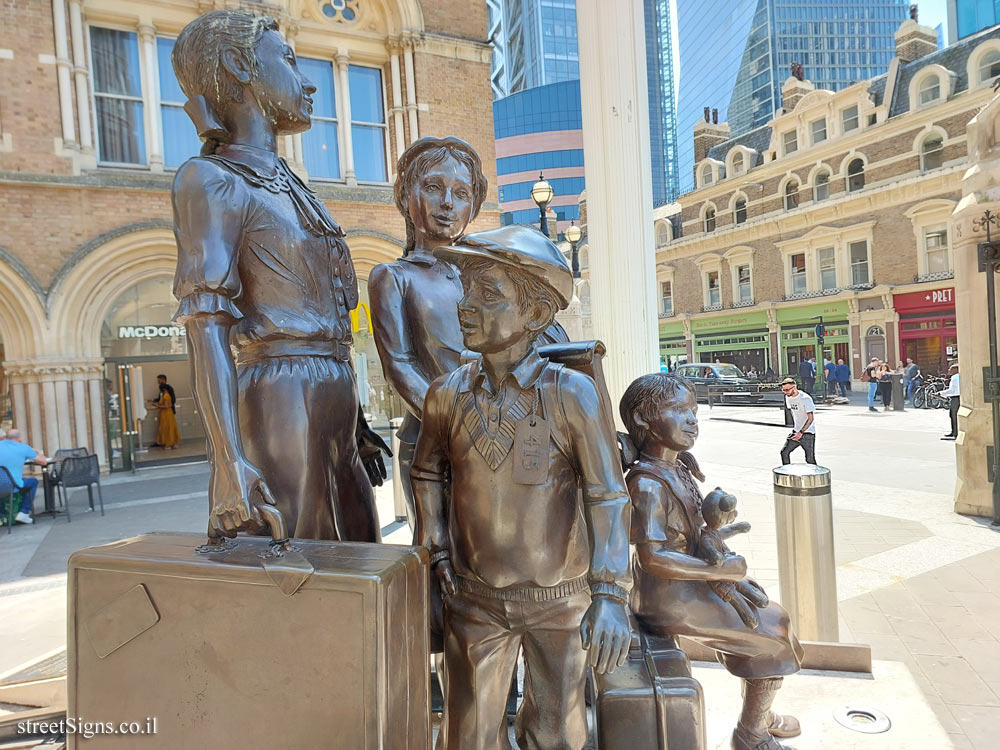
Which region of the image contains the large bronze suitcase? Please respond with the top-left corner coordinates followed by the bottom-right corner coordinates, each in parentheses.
top-left (591, 628), bottom-right (706, 750)
top-left (68, 532), bottom-right (430, 749)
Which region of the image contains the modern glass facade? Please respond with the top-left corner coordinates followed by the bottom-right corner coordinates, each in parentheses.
top-left (494, 0), bottom-right (579, 95)
top-left (676, 0), bottom-right (908, 192)
top-left (951, 0), bottom-right (1000, 40)
top-left (645, 0), bottom-right (680, 205)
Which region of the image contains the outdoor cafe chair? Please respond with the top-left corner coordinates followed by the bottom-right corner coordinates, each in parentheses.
top-left (0, 465), bottom-right (24, 534)
top-left (59, 455), bottom-right (104, 516)
top-left (50, 447), bottom-right (88, 511)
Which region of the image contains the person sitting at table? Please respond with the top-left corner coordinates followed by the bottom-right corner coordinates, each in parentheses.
top-left (0, 429), bottom-right (50, 524)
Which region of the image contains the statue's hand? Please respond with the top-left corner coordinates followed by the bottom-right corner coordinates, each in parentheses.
top-left (580, 597), bottom-right (631, 674)
top-left (356, 414), bottom-right (391, 487)
top-left (434, 560), bottom-right (457, 599)
top-left (208, 458), bottom-right (276, 538)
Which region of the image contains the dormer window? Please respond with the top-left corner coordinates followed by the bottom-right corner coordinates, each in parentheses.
top-left (811, 118), bottom-right (827, 145)
top-left (732, 151), bottom-right (744, 175)
top-left (841, 105), bottom-right (859, 133)
top-left (979, 49), bottom-right (1000, 85)
top-left (918, 75), bottom-right (940, 105)
top-left (783, 130), bottom-right (798, 155)
top-left (702, 163), bottom-right (713, 186)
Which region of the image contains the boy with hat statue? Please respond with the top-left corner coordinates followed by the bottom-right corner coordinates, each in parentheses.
top-left (411, 225), bottom-right (632, 750)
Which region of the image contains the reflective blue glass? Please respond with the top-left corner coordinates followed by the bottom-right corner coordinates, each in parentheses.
top-left (298, 58), bottom-right (337, 119)
top-left (156, 38), bottom-right (185, 103)
top-left (303, 120), bottom-right (341, 179)
top-left (162, 105), bottom-right (200, 168)
top-left (352, 124), bottom-right (387, 182)
top-left (349, 65), bottom-right (384, 123)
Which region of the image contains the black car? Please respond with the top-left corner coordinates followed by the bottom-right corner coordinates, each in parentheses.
top-left (674, 362), bottom-right (763, 403)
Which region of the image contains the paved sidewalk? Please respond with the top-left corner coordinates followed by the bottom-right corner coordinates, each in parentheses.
top-left (0, 398), bottom-right (990, 747)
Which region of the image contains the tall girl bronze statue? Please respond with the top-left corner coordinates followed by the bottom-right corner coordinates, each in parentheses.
top-left (170, 10), bottom-right (387, 542)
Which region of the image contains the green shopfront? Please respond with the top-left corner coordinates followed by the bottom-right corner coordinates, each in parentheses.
top-left (777, 300), bottom-right (850, 376)
top-left (690, 311), bottom-right (770, 374)
top-left (658, 320), bottom-right (688, 370)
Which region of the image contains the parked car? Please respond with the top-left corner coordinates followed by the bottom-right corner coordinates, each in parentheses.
top-left (674, 362), bottom-right (763, 404)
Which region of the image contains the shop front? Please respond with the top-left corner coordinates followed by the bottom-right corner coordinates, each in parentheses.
top-left (690, 311), bottom-right (770, 374)
top-left (893, 286), bottom-right (957, 377)
top-left (659, 319), bottom-right (688, 371)
top-left (777, 300), bottom-right (851, 377)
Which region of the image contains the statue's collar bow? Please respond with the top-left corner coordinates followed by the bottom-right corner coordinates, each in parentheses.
top-left (215, 143), bottom-right (279, 179)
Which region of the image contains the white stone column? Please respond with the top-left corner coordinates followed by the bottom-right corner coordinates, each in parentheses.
top-left (68, 0), bottom-right (92, 152)
top-left (72, 375), bottom-right (88, 450)
top-left (54, 377), bottom-right (73, 450)
top-left (51, 0), bottom-right (77, 147)
top-left (576, 0), bottom-right (658, 405)
top-left (11, 381), bottom-right (27, 438)
top-left (335, 52), bottom-right (356, 184)
top-left (41, 380), bottom-right (61, 456)
top-left (88, 375), bottom-right (108, 468)
top-left (388, 39), bottom-right (406, 161)
top-left (138, 23), bottom-right (163, 171)
top-left (402, 37), bottom-right (419, 143)
top-left (26, 381), bottom-right (43, 450)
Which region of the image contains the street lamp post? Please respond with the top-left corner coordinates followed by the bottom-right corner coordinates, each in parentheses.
top-left (565, 222), bottom-right (583, 279)
top-left (530, 172), bottom-right (554, 237)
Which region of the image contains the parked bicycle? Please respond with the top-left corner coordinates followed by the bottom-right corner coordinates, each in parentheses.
top-left (913, 375), bottom-right (949, 409)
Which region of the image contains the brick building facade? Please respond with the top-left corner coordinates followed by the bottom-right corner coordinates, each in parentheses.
top-left (654, 19), bottom-right (1000, 384)
top-left (0, 0), bottom-right (496, 470)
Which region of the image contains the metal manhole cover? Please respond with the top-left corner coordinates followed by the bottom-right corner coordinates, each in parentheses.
top-left (833, 705), bottom-right (891, 734)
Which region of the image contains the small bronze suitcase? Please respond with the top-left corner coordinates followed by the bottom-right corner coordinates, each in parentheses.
top-left (68, 532), bottom-right (430, 749)
top-left (591, 628), bottom-right (706, 750)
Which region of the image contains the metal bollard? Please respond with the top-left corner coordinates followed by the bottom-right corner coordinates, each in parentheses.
top-left (773, 464), bottom-right (838, 642)
top-left (891, 373), bottom-right (905, 411)
top-left (389, 418), bottom-right (406, 523)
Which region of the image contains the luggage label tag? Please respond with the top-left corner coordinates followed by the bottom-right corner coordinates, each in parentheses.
top-left (512, 414), bottom-right (549, 485)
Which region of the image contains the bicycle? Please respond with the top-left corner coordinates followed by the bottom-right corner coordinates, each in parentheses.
top-left (914, 376), bottom-right (948, 409)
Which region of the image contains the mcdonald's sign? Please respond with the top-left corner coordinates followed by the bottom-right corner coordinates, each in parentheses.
top-left (351, 302), bottom-right (372, 333)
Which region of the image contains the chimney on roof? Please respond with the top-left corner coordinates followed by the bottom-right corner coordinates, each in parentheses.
top-left (712, 108), bottom-right (718, 124)
top-left (781, 66), bottom-right (814, 113)
top-left (692, 115), bottom-right (730, 175)
top-left (703, 106), bottom-right (710, 123)
top-left (895, 15), bottom-right (937, 63)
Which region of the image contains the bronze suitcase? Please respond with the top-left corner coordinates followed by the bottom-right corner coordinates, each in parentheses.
top-left (68, 532), bottom-right (430, 749)
top-left (591, 628), bottom-right (706, 750)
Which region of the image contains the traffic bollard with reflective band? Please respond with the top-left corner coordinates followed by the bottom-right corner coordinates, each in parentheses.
top-left (773, 464), bottom-right (839, 642)
top-left (389, 417), bottom-right (407, 523)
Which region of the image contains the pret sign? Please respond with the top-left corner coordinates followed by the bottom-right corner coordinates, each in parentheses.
top-left (892, 287), bottom-right (955, 313)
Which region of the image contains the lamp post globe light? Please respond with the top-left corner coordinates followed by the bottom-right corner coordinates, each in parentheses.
top-left (565, 221), bottom-right (583, 279)
top-left (530, 172), bottom-right (554, 236)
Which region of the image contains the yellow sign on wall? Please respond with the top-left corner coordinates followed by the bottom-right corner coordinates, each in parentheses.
top-left (351, 302), bottom-right (372, 334)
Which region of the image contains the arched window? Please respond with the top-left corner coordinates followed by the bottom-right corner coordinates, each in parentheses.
top-left (921, 135), bottom-right (944, 171)
top-left (704, 206), bottom-right (716, 232)
top-left (732, 151), bottom-right (744, 175)
top-left (702, 164), bottom-right (713, 185)
top-left (784, 179), bottom-right (800, 210)
top-left (918, 74), bottom-right (940, 105)
top-left (979, 49), bottom-right (1000, 84)
top-left (656, 222), bottom-right (669, 246)
top-left (814, 171), bottom-right (830, 201)
top-left (847, 158), bottom-right (865, 192)
top-left (734, 197), bottom-right (747, 224)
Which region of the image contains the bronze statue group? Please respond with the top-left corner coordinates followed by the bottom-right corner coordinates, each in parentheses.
top-left (171, 10), bottom-right (803, 750)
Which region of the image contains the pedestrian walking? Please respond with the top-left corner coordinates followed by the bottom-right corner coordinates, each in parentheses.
top-left (877, 363), bottom-right (894, 412)
top-left (863, 358), bottom-right (881, 412)
top-left (835, 358), bottom-right (850, 397)
top-left (823, 357), bottom-right (835, 397)
top-left (939, 364), bottom-right (961, 440)
top-left (798, 357), bottom-right (816, 395)
top-left (779, 377), bottom-right (817, 465)
top-left (903, 358), bottom-right (920, 403)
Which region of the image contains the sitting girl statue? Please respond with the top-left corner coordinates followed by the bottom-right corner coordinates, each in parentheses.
top-left (619, 373), bottom-right (804, 750)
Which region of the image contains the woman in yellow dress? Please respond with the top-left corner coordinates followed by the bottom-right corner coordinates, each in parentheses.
top-left (152, 376), bottom-right (181, 449)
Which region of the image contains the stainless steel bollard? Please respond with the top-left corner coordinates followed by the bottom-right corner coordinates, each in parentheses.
top-left (390, 417), bottom-right (406, 523)
top-left (773, 464), bottom-right (838, 642)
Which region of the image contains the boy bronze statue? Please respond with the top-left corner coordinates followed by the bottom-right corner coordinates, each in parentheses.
top-left (411, 225), bottom-right (631, 750)
top-left (620, 373), bottom-right (803, 750)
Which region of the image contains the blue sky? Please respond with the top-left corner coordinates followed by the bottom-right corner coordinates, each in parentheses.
top-left (920, 0), bottom-right (950, 41)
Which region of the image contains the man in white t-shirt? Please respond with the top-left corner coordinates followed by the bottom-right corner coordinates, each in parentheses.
top-left (780, 377), bottom-right (817, 465)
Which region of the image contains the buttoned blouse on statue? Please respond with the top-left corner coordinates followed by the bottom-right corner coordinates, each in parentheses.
top-left (172, 144), bottom-right (358, 346)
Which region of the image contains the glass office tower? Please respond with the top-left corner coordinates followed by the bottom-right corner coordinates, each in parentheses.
top-left (677, 0), bottom-right (908, 193)
top-left (949, 0), bottom-right (1000, 42)
top-left (645, 0), bottom-right (680, 205)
